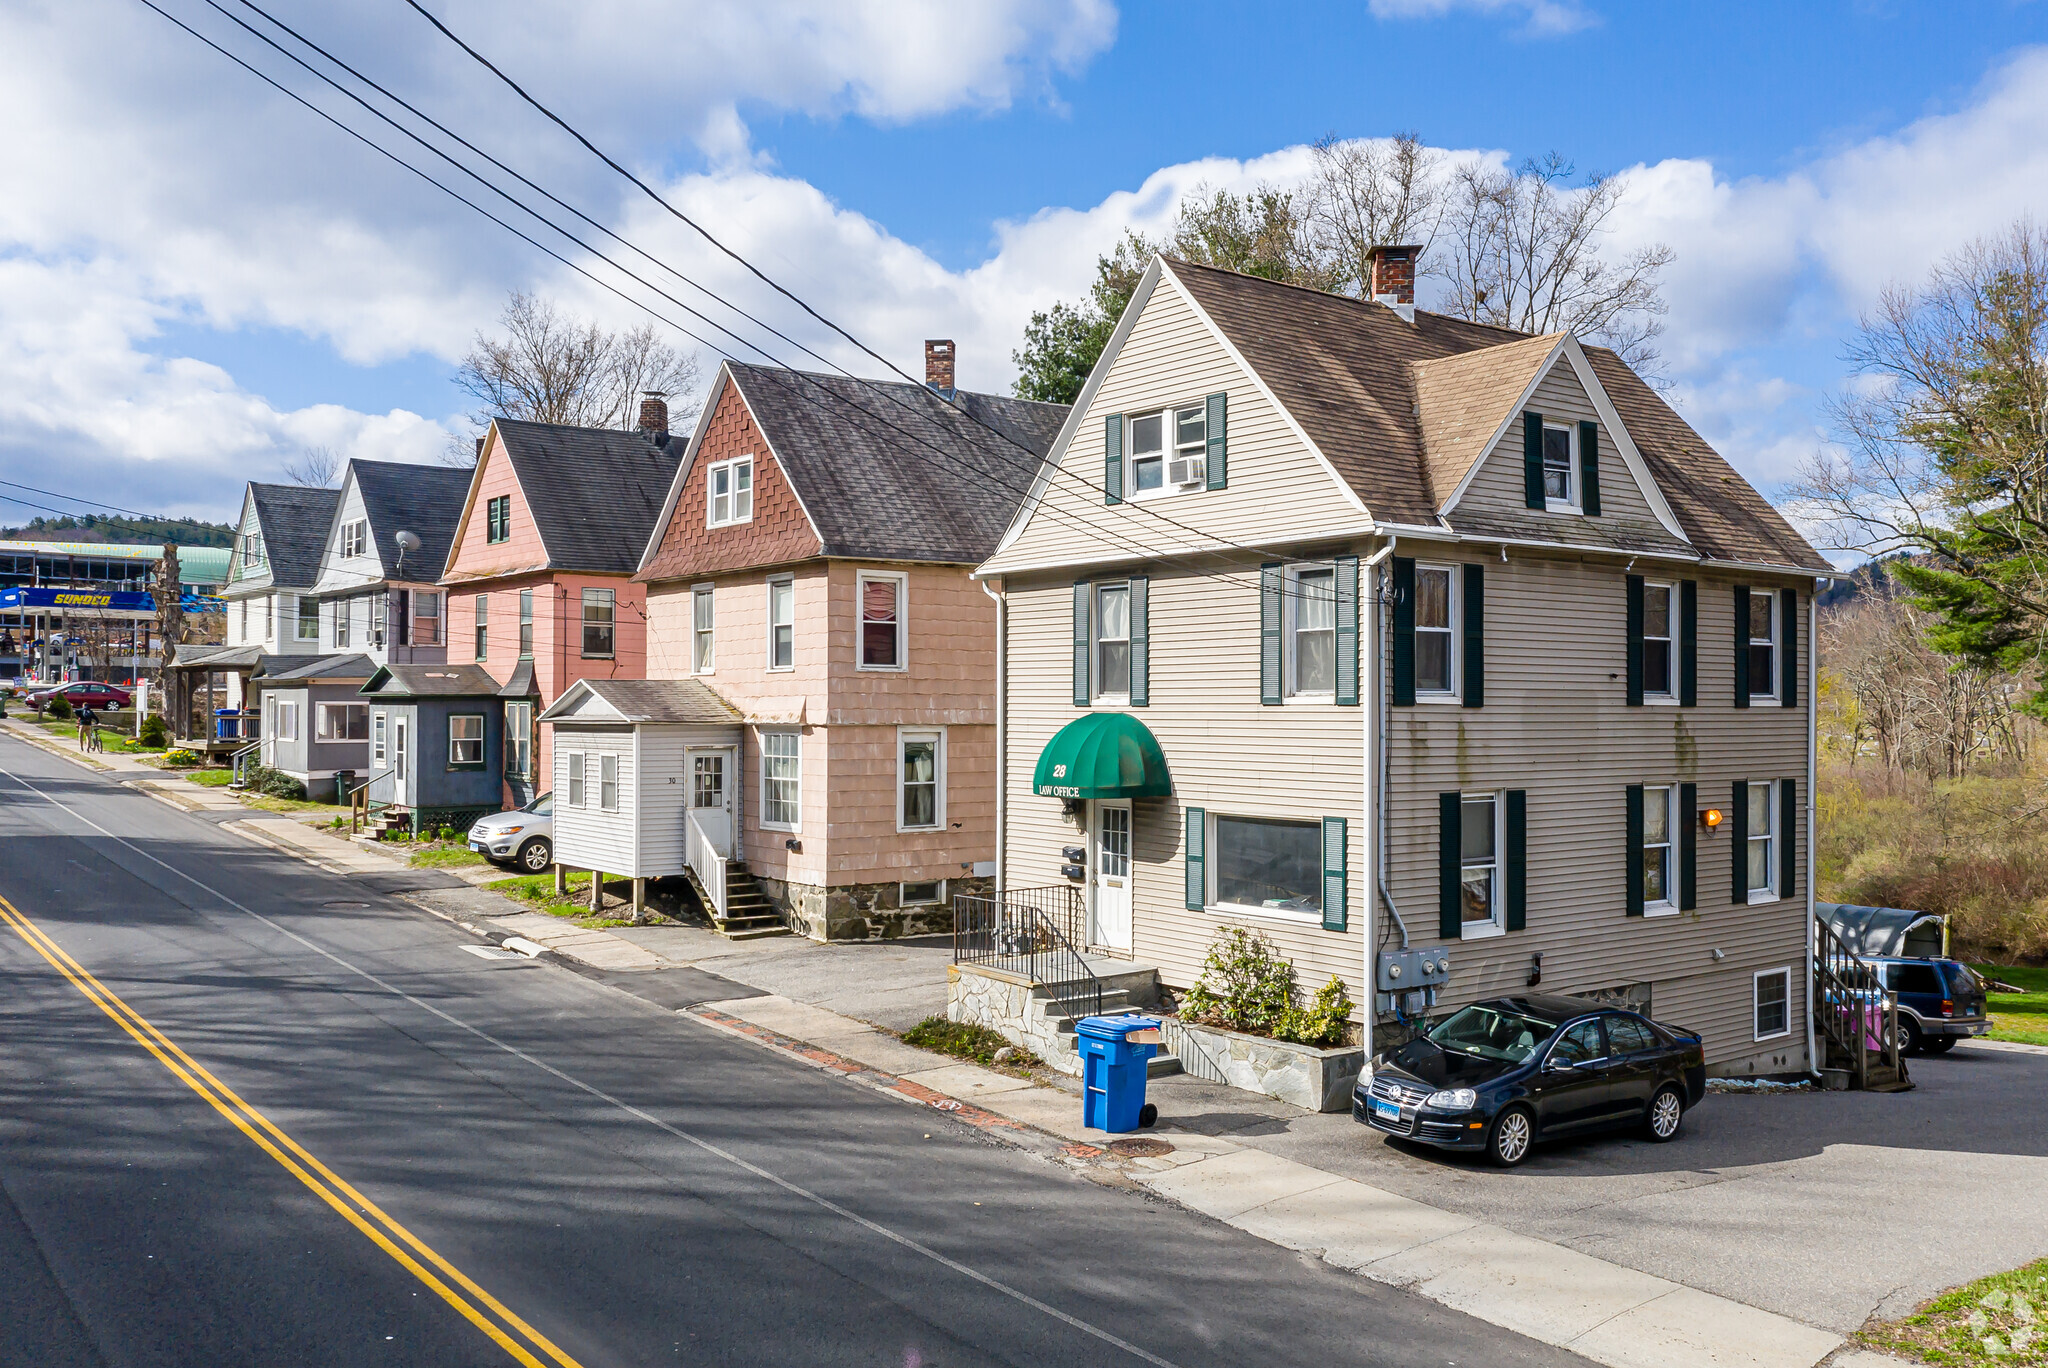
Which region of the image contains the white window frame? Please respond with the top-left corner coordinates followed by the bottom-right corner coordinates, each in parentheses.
top-left (580, 587), bottom-right (616, 660)
top-left (760, 730), bottom-right (801, 831)
top-left (566, 752), bottom-right (586, 807)
top-left (765, 575), bottom-right (796, 672)
top-left (691, 583), bottom-right (715, 674)
top-left (1123, 404), bottom-right (1207, 500)
top-left (448, 713), bottom-right (485, 767)
top-left (503, 702), bottom-right (532, 781)
top-left (599, 752), bottom-right (619, 811)
top-left (1091, 580), bottom-right (1131, 704)
top-left (1747, 589), bottom-right (1778, 702)
top-left (707, 456), bottom-right (755, 528)
top-left (295, 593), bottom-right (319, 642)
top-left (1754, 966), bottom-right (1792, 1041)
top-left (315, 702), bottom-right (368, 742)
top-left (856, 570), bottom-right (908, 672)
top-left (1642, 784), bottom-right (1678, 916)
top-left (1414, 563), bottom-right (1460, 702)
top-left (1746, 779), bottom-right (1778, 904)
top-left (1203, 811), bottom-right (1326, 926)
top-left (276, 700), bottom-right (299, 742)
top-left (1459, 790), bottom-right (1505, 940)
top-left (1542, 423), bottom-right (1580, 513)
top-left (340, 519), bottom-right (368, 559)
top-left (371, 710), bottom-right (386, 765)
top-left (1284, 562), bottom-right (1337, 701)
top-left (900, 879), bottom-right (946, 907)
top-left (415, 591), bottom-right (440, 648)
top-left (473, 594), bottom-right (488, 662)
top-left (1642, 580), bottom-right (1676, 703)
top-left (897, 727), bottom-right (944, 832)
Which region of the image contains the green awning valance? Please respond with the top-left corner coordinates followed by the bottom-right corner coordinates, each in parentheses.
top-left (1033, 713), bottom-right (1172, 799)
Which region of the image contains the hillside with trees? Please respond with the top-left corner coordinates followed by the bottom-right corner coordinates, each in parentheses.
top-left (0, 513), bottom-right (236, 548)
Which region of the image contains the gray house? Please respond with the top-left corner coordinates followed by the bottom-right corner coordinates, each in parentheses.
top-left (359, 662), bottom-right (506, 834)
top-left (214, 481), bottom-right (344, 714)
top-left (307, 460), bottom-right (472, 667)
top-left (250, 652), bottom-right (376, 800)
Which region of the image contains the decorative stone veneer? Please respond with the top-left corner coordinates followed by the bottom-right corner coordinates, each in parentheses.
top-left (1167, 1019), bottom-right (1365, 1113)
top-left (947, 963), bottom-right (1077, 1071)
top-left (752, 875), bottom-right (990, 942)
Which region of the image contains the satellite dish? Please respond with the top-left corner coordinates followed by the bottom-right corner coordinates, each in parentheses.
top-left (393, 529), bottom-right (421, 574)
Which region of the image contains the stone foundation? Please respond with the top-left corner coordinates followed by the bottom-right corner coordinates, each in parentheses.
top-left (753, 875), bottom-right (990, 942)
top-left (1168, 1019), bottom-right (1365, 1112)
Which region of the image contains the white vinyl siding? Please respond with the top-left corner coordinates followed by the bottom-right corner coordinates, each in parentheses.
top-left (549, 729), bottom-right (639, 876)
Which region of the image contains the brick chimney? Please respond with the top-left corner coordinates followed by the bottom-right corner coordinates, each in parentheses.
top-left (637, 391), bottom-right (668, 433)
top-left (924, 339), bottom-right (956, 395)
top-left (1367, 245), bottom-right (1421, 323)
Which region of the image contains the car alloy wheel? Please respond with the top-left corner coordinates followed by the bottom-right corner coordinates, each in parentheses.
top-left (519, 838), bottom-right (552, 873)
top-left (1894, 1016), bottom-right (1922, 1056)
top-left (1646, 1085), bottom-right (1684, 1142)
top-left (1489, 1106), bottom-right (1534, 1167)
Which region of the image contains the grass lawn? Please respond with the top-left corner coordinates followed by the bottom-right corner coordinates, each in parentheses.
top-left (411, 847), bottom-right (489, 870)
top-left (186, 769), bottom-right (236, 788)
top-left (485, 871), bottom-right (641, 929)
top-left (1972, 964), bottom-right (2048, 1047)
top-left (238, 794), bottom-right (335, 815)
top-left (1860, 1256), bottom-right (2048, 1363)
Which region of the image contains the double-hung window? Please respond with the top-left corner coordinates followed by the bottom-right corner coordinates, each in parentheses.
top-left (567, 753), bottom-right (586, 807)
top-left (1414, 565), bottom-right (1456, 696)
top-left (1093, 582), bottom-right (1130, 700)
top-left (340, 519), bottom-right (367, 558)
top-left (692, 585), bottom-right (714, 673)
top-left (276, 701), bottom-right (300, 741)
top-left (335, 599), bottom-right (351, 648)
top-left (766, 577), bottom-right (794, 670)
top-left (519, 589), bottom-right (533, 658)
top-left (485, 495), bottom-right (510, 544)
top-left (503, 702), bottom-right (532, 780)
top-left (599, 753), bottom-right (619, 810)
top-left (581, 588), bottom-right (615, 658)
top-left (1542, 425), bottom-right (1576, 509)
top-left (762, 731), bottom-right (800, 828)
top-left (368, 595), bottom-right (386, 649)
top-left (448, 714), bottom-right (484, 767)
top-left (1746, 591), bottom-right (1776, 699)
top-left (1643, 583), bottom-right (1673, 698)
top-left (1754, 968), bottom-right (1791, 1040)
top-left (1642, 785), bottom-right (1676, 912)
top-left (1460, 793), bottom-right (1501, 933)
top-left (899, 730), bottom-right (941, 830)
top-left (296, 594), bottom-right (320, 641)
top-left (859, 572), bottom-right (905, 670)
top-left (1127, 411), bottom-right (1166, 495)
top-left (414, 592), bottom-right (440, 647)
top-left (1287, 566), bottom-right (1335, 698)
top-left (708, 457), bottom-right (754, 527)
top-left (473, 594), bottom-right (488, 661)
top-left (1125, 406), bottom-right (1206, 496)
top-left (1746, 780), bottom-right (1776, 900)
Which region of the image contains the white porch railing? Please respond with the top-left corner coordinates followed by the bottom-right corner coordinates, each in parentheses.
top-left (685, 810), bottom-right (726, 920)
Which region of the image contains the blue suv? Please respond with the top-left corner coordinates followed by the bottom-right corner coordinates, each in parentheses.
top-left (1866, 957), bottom-right (1989, 1054)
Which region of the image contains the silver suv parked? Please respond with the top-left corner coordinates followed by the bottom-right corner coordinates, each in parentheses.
top-left (468, 792), bottom-right (553, 873)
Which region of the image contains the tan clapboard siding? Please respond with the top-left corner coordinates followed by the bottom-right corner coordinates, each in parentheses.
top-left (1384, 551), bottom-right (1812, 1069)
top-left (1001, 559), bottom-right (1371, 1008)
top-left (551, 726), bottom-right (639, 876)
top-left (984, 279), bottom-right (1371, 576)
top-left (1457, 362), bottom-right (1663, 528)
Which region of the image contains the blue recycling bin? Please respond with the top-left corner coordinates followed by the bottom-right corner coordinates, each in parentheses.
top-left (1076, 1014), bottom-right (1162, 1133)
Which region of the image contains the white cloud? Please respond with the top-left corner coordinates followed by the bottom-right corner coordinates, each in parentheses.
top-left (1366, 0), bottom-right (1599, 38)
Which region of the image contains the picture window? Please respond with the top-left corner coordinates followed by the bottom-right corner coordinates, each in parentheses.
top-left (316, 703), bottom-right (368, 741)
top-left (1211, 815), bottom-right (1322, 918)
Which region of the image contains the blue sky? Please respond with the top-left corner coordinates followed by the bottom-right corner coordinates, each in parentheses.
top-left (6, 0), bottom-right (2048, 536)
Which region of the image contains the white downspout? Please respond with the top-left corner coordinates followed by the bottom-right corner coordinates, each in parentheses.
top-left (1361, 536), bottom-right (1398, 1065)
top-left (1805, 582), bottom-right (1821, 1075)
top-left (982, 579), bottom-right (1006, 898)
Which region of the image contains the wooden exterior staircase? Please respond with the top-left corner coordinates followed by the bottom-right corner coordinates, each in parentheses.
top-left (1813, 916), bottom-right (1913, 1092)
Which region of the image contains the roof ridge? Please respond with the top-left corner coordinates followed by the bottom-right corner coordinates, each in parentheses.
top-left (1161, 255), bottom-right (1539, 341)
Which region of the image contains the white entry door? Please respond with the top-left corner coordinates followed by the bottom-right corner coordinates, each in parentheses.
top-left (1091, 800), bottom-right (1133, 952)
top-left (689, 748), bottom-right (735, 857)
top-left (392, 716), bottom-right (408, 805)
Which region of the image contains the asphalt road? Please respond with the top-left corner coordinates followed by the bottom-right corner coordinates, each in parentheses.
top-left (0, 735), bottom-right (1593, 1368)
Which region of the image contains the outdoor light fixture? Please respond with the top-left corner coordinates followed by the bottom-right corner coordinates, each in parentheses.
top-left (1700, 808), bottom-right (1725, 829)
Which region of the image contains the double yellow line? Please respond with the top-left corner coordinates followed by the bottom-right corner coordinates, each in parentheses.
top-left (0, 895), bottom-right (585, 1368)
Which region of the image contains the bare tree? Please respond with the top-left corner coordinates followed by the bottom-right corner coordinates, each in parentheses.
top-left (1433, 153), bottom-right (1673, 373)
top-left (282, 445), bottom-right (342, 488)
top-left (454, 293), bottom-right (701, 435)
top-left (1300, 132), bottom-right (1445, 298)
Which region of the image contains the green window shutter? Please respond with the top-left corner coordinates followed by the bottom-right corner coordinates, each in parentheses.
top-left (1462, 563), bottom-right (1484, 708)
top-left (1438, 792), bottom-right (1463, 939)
top-left (1104, 414), bottom-right (1123, 505)
top-left (1205, 392), bottom-right (1228, 490)
top-left (1579, 420), bottom-right (1601, 516)
top-left (1678, 782), bottom-right (1697, 910)
top-left (1625, 785), bottom-right (1645, 917)
top-left (1184, 806), bottom-right (1205, 910)
top-left (1259, 563), bottom-right (1282, 705)
top-left (1129, 575), bottom-right (1150, 707)
top-left (1522, 411), bottom-right (1544, 510)
top-left (1321, 816), bottom-right (1347, 931)
top-left (1625, 574), bottom-right (1645, 707)
top-left (1071, 581), bottom-right (1090, 707)
top-left (1731, 780), bottom-right (1749, 903)
top-left (1334, 555), bottom-right (1360, 706)
top-left (1733, 585), bottom-right (1750, 708)
top-left (1679, 580), bottom-right (1698, 707)
top-left (1505, 789), bottom-right (1526, 931)
top-left (1392, 557), bottom-right (1416, 706)
top-left (1780, 588), bottom-right (1799, 708)
top-left (1780, 778), bottom-right (1798, 899)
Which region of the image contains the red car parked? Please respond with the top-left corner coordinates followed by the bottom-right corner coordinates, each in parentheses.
top-left (27, 680), bottom-right (133, 711)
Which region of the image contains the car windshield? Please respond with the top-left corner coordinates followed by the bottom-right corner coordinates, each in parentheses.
top-left (525, 792), bottom-right (553, 816)
top-left (1426, 1005), bottom-right (1561, 1064)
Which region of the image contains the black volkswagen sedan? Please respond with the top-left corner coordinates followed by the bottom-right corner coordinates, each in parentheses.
top-left (1354, 995), bottom-right (1708, 1167)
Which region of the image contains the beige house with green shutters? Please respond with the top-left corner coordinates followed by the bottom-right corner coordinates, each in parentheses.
top-left (975, 251), bottom-right (1832, 1077)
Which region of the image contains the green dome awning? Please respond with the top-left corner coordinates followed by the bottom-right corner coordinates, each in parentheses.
top-left (1033, 713), bottom-right (1172, 799)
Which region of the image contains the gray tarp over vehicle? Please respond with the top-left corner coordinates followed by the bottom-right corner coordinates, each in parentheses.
top-left (1819, 902), bottom-right (1947, 959)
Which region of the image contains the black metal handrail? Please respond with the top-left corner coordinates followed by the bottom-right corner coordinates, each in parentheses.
top-left (953, 885), bottom-right (1103, 1022)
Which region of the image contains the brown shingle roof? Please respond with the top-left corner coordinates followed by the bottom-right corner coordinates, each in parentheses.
top-left (1411, 334), bottom-right (1562, 505)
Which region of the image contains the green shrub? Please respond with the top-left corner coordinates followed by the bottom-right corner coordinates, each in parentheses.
top-left (1277, 975), bottom-right (1356, 1048)
top-left (45, 697), bottom-right (72, 720)
top-left (1180, 926), bottom-right (1297, 1036)
top-left (245, 764), bottom-right (307, 800)
top-left (163, 748), bottom-right (203, 767)
top-left (138, 713), bottom-right (168, 747)
top-left (902, 1016), bottom-right (1038, 1066)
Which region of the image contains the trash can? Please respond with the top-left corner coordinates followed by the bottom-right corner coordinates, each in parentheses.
top-left (332, 770), bottom-right (355, 803)
top-left (1076, 1014), bottom-right (1163, 1133)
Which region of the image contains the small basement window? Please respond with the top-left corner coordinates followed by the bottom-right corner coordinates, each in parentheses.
top-left (901, 880), bottom-right (945, 906)
top-left (1755, 967), bottom-right (1791, 1040)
